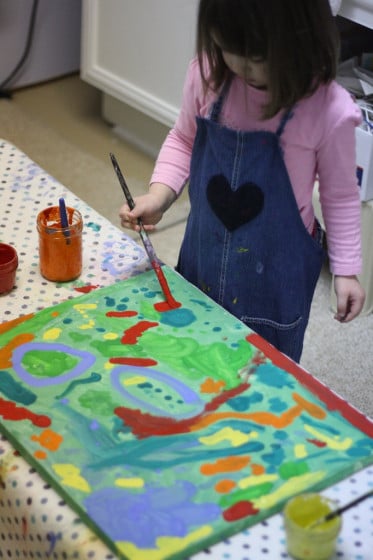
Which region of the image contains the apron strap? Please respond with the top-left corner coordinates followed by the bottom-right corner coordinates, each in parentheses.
top-left (276, 107), bottom-right (295, 137)
top-left (210, 75), bottom-right (294, 136)
top-left (209, 76), bottom-right (233, 122)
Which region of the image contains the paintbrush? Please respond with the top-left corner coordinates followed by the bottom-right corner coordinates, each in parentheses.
top-left (308, 489), bottom-right (373, 529)
top-left (110, 152), bottom-right (180, 309)
top-left (59, 197), bottom-right (71, 245)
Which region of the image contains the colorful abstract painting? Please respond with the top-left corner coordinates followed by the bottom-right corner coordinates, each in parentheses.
top-left (0, 266), bottom-right (372, 560)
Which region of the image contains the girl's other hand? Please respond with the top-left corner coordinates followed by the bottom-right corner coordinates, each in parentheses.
top-left (333, 275), bottom-right (366, 322)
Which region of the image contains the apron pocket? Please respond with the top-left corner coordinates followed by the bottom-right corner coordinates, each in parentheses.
top-left (241, 314), bottom-right (305, 362)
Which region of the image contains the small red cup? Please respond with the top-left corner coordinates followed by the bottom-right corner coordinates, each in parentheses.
top-left (0, 243), bottom-right (18, 294)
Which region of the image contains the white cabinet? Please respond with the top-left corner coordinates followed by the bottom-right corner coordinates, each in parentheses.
top-left (80, 0), bottom-right (373, 156)
top-left (81, 0), bottom-right (197, 128)
top-left (339, 0), bottom-right (373, 29)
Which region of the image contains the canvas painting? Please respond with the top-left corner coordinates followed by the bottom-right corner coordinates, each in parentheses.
top-left (0, 266), bottom-right (372, 560)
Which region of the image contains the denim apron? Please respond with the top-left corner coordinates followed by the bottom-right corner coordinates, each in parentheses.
top-left (176, 81), bottom-right (325, 362)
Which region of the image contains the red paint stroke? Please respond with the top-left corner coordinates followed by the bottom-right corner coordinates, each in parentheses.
top-left (109, 357), bottom-right (157, 367)
top-left (154, 300), bottom-right (181, 312)
top-left (106, 310), bottom-right (138, 318)
top-left (307, 439), bottom-right (327, 448)
top-left (74, 285), bottom-right (99, 294)
top-left (121, 321), bottom-right (158, 344)
top-left (0, 397), bottom-right (51, 428)
top-left (22, 516), bottom-right (28, 537)
top-left (246, 333), bottom-right (373, 438)
top-left (152, 261), bottom-right (181, 310)
top-left (114, 382), bottom-right (250, 438)
top-left (223, 500), bottom-right (259, 522)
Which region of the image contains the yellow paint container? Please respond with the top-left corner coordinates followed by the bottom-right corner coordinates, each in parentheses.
top-left (283, 493), bottom-right (342, 560)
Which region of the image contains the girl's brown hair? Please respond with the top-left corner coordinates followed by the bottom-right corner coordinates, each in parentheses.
top-left (197, 0), bottom-right (339, 118)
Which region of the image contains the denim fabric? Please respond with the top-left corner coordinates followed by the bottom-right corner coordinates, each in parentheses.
top-left (177, 87), bottom-right (325, 362)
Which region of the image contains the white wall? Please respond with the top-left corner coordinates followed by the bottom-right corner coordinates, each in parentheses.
top-left (81, 0), bottom-right (198, 127)
top-left (0, 0), bottom-right (81, 89)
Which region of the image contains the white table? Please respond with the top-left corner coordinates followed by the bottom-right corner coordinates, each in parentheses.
top-left (0, 139), bottom-right (372, 559)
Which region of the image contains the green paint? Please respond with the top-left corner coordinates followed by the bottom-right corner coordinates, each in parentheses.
top-left (280, 461), bottom-right (310, 480)
top-left (220, 482), bottom-right (274, 507)
top-left (0, 370), bottom-right (37, 405)
top-left (69, 332), bottom-right (92, 343)
top-left (22, 350), bottom-right (79, 378)
top-left (79, 390), bottom-right (120, 416)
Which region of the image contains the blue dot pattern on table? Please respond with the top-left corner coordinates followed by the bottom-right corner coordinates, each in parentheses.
top-left (0, 139), bottom-right (149, 324)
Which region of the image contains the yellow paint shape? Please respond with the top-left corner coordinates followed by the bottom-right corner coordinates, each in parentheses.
top-left (304, 425), bottom-right (353, 451)
top-left (253, 471), bottom-right (326, 510)
top-left (104, 361), bottom-right (114, 370)
top-left (123, 376), bottom-right (148, 386)
top-left (199, 427), bottom-right (258, 448)
top-left (52, 463), bottom-right (91, 493)
top-left (73, 303), bottom-right (97, 313)
top-left (238, 473), bottom-right (278, 489)
top-left (294, 444), bottom-right (307, 459)
top-left (103, 332), bottom-right (119, 340)
top-left (79, 320), bottom-right (95, 330)
top-left (73, 303), bottom-right (97, 329)
top-left (42, 328), bottom-right (62, 341)
top-left (117, 525), bottom-right (212, 560)
top-left (115, 477), bottom-right (144, 489)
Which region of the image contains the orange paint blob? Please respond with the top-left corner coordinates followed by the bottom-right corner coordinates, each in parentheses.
top-left (215, 479), bottom-right (236, 493)
top-left (31, 428), bottom-right (63, 451)
top-left (0, 313), bottom-right (34, 334)
top-left (251, 463), bottom-right (265, 475)
top-left (200, 456), bottom-right (250, 475)
top-left (34, 450), bottom-right (47, 460)
top-left (200, 378), bottom-right (226, 394)
top-left (292, 392), bottom-right (326, 419)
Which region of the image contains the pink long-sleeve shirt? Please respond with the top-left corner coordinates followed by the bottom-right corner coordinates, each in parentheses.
top-left (151, 57), bottom-right (363, 275)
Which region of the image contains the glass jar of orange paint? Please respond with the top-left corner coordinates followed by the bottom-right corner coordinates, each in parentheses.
top-left (37, 206), bottom-right (83, 282)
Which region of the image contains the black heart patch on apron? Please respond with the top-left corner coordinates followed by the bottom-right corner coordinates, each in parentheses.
top-left (206, 174), bottom-right (264, 231)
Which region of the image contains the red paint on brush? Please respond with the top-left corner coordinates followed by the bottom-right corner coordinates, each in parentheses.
top-left (152, 261), bottom-right (181, 310)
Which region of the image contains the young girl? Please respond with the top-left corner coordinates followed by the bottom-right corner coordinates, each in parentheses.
top-left (119, 0), bottom-right (365, 362)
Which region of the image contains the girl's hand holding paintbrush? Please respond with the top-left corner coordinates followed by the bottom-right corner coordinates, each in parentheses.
top-left (119, 182), bottom-right (176, 232)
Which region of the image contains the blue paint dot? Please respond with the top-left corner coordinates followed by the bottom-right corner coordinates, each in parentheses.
top-left (144, 291), bottom-right (158, 299)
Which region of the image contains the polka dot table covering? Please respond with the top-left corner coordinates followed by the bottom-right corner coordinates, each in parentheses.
top-left (0, 139), bottom-right (372, 559)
